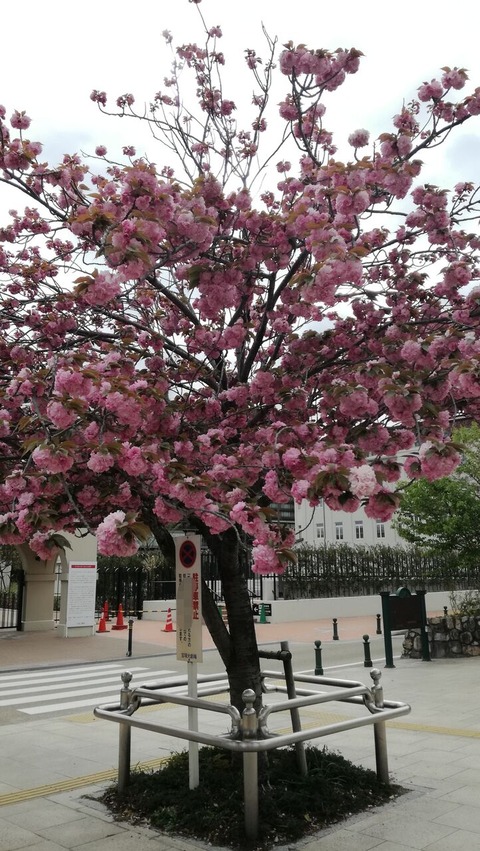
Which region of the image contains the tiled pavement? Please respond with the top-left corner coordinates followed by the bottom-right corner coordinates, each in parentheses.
top-left (1, 617), bottom-right (480, 850)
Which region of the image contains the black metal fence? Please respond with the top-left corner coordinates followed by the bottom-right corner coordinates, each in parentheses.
top-left (282, 545), bottom-right (480, 599)
top-left (94, 544), bottom-right (479, 616)
top-left (95, 548), bottom-right (281, 615)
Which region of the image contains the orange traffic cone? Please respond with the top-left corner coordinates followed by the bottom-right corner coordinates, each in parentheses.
top-left (111, 603), bottom-right (128, 630)
top-left (103, 601), bottom-right (110, 622)
top-left (97, 615), bottom-right (109, 633)
top-left (162, 607), bottom-right (175, 633)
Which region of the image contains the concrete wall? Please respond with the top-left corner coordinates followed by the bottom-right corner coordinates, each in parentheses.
top-left (143, 590), bottom-right (470, 624)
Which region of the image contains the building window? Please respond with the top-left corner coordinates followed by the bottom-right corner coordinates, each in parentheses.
top-left (376, 522), bottom-right (385, 539)
top-left (335, 522), bottom-right (344, 541)
top-left (355, 521), bottom-right (364, 540)
top-left (316, 523), bottom-right (325, 540)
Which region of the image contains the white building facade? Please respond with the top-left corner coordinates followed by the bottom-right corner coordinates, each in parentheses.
top-left (294, 499), bottom-right (404, 548)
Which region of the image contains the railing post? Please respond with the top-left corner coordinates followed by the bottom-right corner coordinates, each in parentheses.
top-left (370, 668), bottom-right (389, 783)
top-left (241, 689), bottom-right (259, 842)
top-left (118, 671), bottom-right (133, 794)
top-left (281, 640), bottom-right (308, 777)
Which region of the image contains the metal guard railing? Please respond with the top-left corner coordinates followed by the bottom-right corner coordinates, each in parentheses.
top-left (94, 666), bottom-right (410, 842)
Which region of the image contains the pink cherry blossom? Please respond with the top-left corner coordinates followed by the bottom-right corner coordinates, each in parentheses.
top-left (96, 511), bottom-right (139, 556)
top-left (348, 128), bottom-right (369, 148)
top-left (10, 110), bottom-right (31, 130)
top-left (87, 451), bottom-right (115, 473)
top-left (348, 465), bottom-right (378, 498)
top-left (32, 446), bottom-right (74, 474)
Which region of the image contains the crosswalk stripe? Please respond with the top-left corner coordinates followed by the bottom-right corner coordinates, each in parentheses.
top-left (0, 663), bottom-right (126, 683)
top-left (22, 685), bottom-right (189, 716)
top-left (0, 670), bottom-right (175, 708)
top-left (0, 668), bottom-right (171, 697)
top-left (22, 694), bottom-right (133, 715)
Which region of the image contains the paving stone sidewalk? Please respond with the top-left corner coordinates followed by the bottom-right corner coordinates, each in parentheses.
top-left (1, 619), bottom-right (479, 849)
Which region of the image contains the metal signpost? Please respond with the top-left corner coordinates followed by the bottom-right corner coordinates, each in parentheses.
top-left (174, 534), bottom-right (203, 789)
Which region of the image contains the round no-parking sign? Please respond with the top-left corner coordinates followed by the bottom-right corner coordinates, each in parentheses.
top-left (179, 539), bottom-right (197, 568)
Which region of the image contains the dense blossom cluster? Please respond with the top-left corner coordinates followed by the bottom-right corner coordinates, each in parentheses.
top-left (0, 14), bottom-right (480, 580)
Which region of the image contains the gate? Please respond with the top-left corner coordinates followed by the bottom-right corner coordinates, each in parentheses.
top-left (95, 560), bottom-right (151, 619)
top-left (0, 567), bottom-right (23, 630)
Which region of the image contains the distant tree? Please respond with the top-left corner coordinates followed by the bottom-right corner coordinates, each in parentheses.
top-left (395, 424), bottom-right (480, 562)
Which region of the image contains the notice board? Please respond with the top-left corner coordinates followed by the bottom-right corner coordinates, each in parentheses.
top-left (66, 562), bottom-right (97, 628)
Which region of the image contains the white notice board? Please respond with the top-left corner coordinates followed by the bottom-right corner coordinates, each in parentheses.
top-left (175, 535), bottom-right (203, 662)
top-left (66, 562), bottom-right (97, 627)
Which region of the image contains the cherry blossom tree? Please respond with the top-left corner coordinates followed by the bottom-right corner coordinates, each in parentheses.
top-left (1, 1), bottom-right (480, 707)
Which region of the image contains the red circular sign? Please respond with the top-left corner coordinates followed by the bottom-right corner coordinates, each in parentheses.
top-left (179, 540), bottom-right (197, 568)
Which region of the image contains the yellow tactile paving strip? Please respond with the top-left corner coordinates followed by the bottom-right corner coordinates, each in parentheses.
top-left (0, 755), bottom-right (169, 807)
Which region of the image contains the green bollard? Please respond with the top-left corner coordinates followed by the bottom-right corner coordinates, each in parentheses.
top-left (314, 640), bottom-right (323, 675)
top-left (363, 634), bottom-right (373, 667)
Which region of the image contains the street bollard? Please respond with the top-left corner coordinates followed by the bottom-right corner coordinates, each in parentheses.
top-left (241, 689), bottom-right (259, 842)
top-left (126, 618), bottom-right (134, 657)
top-left (332, 618), bottom-right (339, 640)
top-left (376, 613), bottom-right (382, 634)
top-left (370, 668), bottom-right (389, 783)
top-left (363, 634), bottom-right (373, 667)
top-left (314, 640), bottom-right (324, 675)
top-left (443, 606), bottom-right (448, 617)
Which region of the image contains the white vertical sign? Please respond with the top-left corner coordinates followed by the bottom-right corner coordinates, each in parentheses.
top-left (174, 534), bottom-right (203, 663)
top-left (66, 562), bottom-right (97, 627)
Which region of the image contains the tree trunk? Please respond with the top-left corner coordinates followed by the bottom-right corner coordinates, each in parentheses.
top-left (148, 513), bottom-right (262, 714)
top-left (203, 528), bottom-right (262, 713)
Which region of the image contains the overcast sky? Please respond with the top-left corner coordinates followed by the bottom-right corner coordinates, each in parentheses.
top-left (2, 0), bottom-right (480, 193)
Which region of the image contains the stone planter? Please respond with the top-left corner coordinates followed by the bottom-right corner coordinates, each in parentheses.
top-left (403, 615), bottom-right (480, 658)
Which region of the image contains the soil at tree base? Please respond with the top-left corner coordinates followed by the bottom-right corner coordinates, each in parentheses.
top-left (98, 745), bottom-right (405, 849)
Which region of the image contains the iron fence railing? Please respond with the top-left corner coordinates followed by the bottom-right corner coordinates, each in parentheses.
top-left (94, 544), bottom-right (477, 615)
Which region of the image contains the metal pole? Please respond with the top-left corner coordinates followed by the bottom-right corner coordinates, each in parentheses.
top-left (416, 590), bottom-right (431, 662)
top-left (370, 668), bottom-right (389, 784)
top-left (118, 671), bottom-right (133, 794)
top-left (332, 618), bottom-right (339, 640)
top-left (380, 592), bottom-right (395, 668)
top-left (126, 619), bottom-right (133, 657)
top-left (376, 614), bottom-right (382, 635)
top-left (314, 640), bottom-right (323, 675)
top-left (363, 634), bottom-right (373, 667)
top-left (281, 641), bottom-right (308, 776)
top-left (241, 689), bottom-right (259, 842)
top-left (188, 661), bottom-right (199, 789)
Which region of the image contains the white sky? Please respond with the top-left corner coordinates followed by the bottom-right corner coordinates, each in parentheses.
top-left (1, 0), bottom-right (480, 194)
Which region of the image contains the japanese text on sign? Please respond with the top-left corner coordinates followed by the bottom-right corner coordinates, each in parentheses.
top-left (174, 535), bottom-right (203, 663)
